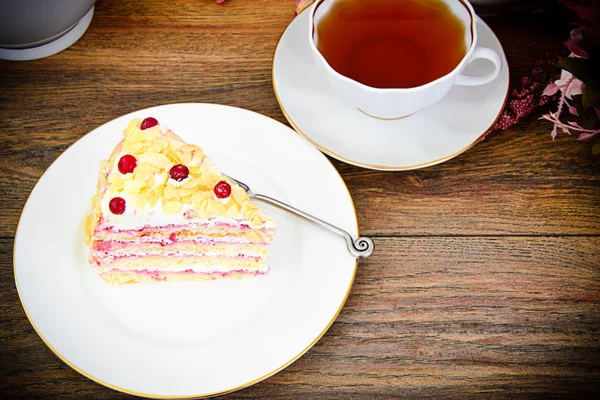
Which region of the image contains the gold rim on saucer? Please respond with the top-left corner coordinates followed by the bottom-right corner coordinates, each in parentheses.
top-left (357, 108), bottom-right (416, 121)
top-left (272, 10), bottom-right (510, 171)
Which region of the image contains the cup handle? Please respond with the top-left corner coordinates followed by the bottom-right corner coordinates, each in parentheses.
top-left (454, 47), bottom-right (502, 86)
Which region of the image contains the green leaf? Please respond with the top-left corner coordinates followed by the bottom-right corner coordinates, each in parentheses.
top-left (580, 30), bottom-right (600, 58)
top-left (593, 138), bottom-right (600, 155)
top-left (571, 95), bottom-right (600, 129)
top-left (580, 107), bottom-right (600, 129)
top-left (559, 57), bottom-right (590, 81)
top-left (582, 78), bottom-right (600, 109)
top-left (572, 94), bottom-right (584, 110)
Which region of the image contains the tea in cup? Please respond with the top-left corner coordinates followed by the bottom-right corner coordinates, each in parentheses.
top-left (308, 0), bottom-right (502, 119)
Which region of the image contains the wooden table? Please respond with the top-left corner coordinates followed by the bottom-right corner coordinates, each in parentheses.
top-left (1, 0), bottom-right (599, 398)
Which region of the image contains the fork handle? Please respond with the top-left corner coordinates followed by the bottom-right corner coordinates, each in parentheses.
top-left (252, 193), bottom-right (374, 259)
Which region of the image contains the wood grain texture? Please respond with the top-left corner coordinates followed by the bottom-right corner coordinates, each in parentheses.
top-left (1, 0), bottom-right (599, 398)
top-left (1, 237), bottom-right (599, 398)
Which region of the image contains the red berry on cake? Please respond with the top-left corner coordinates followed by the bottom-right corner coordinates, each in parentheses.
top-left (109, 197), bottom-right (126, 215)
top-left (117, 154), bottom-right (137, 174)
top-left (140, 117), bottom-right (159, 130)
top-left (169, 164), bottom-right (189, 181)
top-left (214, 180), bottom-right (231, 199)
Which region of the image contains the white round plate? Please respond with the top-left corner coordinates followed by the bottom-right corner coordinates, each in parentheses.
top-left (14, 103), bottom-right (359, 398)
top-left (0, 6), bottom-right (94, 61)
top-left (273, 10), bottom-right (510, 171)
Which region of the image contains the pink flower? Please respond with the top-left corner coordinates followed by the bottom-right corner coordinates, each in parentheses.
top-left (540, 63), bottom-right (597, 140)
top-left (558, 0), bottom-right (600, 33)
top-left (553, 70), bottom-right (584, 100)
top-left (565, 28), bottom-right (589, 58)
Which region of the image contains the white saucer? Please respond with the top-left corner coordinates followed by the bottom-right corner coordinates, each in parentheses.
top-left (0, 6), bottom-right (94, 61)
top-left (273, 10), bottom-right (509, 171)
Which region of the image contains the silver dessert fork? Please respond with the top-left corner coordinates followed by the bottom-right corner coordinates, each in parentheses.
top-left (226, 175), bottom-right (374, 259)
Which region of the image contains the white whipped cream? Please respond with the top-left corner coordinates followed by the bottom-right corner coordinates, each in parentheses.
top-left (107, 264), bottom-right (268, 273)
top-left (100, 140), bottom-right (275, 231)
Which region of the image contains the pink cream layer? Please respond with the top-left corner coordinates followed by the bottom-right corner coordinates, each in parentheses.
top-left (97, 218), bottom-right (255, 233)
top-left (93, 237), bottom-right (269, 252)
top-left (93, 251), bottom-right (263, 264)
top-left (103, 268), bottom-right (269, 277)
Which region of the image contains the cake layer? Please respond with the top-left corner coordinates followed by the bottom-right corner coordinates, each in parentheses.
top-left (91, 240), bottom-right (269, 258)
top-left (96, 217), bottom-right (272, 233)
top-left (93, 225), bottom-right (274, 244)
top-left (99, 269), bottom-right (268, 285)
top-left (91, 254), bottom-right (268, 272)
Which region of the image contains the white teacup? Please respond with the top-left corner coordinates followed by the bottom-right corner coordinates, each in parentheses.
top-left (308, 0), bottom-right (503, 120)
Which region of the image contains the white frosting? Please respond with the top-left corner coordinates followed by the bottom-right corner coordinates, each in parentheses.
top-left (101, 125), bottom-right (275, 230)
top-left (109, 263), bottom-right (267, 273)
top-left (111, 265), bottom-right (268, 273)
top-left (97, 249), bottom-right (265, 259)
top-left (213, 192), bottom-right (230, 204)
top-left (170, 175), bottom-right (190, 187)
top-left (112, 235), bottom-right (256, 245)
top-left (100, 144), bottom-right (275, 231)
top-left (102, 195), bottom-right (212, 230)
top-left (101, 196), bottom-right (274, 230)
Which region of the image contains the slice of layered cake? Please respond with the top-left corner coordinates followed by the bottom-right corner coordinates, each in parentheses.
top-left (85, 117), bottom-right (276, 285)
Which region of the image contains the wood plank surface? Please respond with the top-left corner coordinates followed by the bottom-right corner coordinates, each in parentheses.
top-left (1, 0), bottom-right (599, 398)
top-left (1, 237), bottom-right (598, 398)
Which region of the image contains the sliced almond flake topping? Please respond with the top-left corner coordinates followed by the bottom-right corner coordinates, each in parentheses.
top-left (95, 118), bottom-right (271, 226)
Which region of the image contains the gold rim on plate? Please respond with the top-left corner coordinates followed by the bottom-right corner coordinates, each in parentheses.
top-left (13, 103), bottom-right (360, 399)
